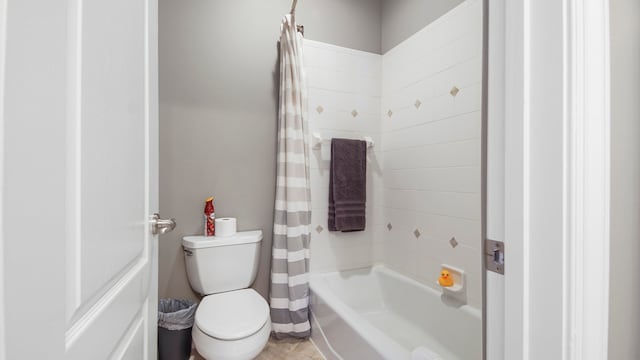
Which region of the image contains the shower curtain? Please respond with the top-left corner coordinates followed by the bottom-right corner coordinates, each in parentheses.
top-left (269, 13), bottom-right (312, 339)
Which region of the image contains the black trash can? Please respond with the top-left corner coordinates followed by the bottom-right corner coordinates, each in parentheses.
top-left (158, 299), bottom-right (197, 360)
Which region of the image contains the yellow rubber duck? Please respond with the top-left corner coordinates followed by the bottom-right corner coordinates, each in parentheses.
top-left (438, 270), bottom-right (454, 287)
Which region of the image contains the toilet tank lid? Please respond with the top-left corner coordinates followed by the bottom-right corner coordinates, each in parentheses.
top-left (182, 230), bottom-right (263, 249)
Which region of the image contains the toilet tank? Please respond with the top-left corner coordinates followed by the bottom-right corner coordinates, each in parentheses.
top-left (182, 230), bottom-right (263, 295)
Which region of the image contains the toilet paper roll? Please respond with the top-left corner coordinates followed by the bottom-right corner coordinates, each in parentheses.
top-left (215, 217), bottom-right (237, 237)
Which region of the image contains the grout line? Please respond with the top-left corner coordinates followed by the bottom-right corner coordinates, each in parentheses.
top-left (309, 128), bottom-right (382, 136)
top-left (308, 86), bottom-right (382, 99)
top-left (382, 187), bottom-right (479, 195)
top-left (380, 136), bottom-right (480, 153)
top-left (381, 164), bottom-right (478, 171)
top-left (387, 55), bottom-right (481, 93)
top-left (385, 165), bottom-right (478, 171)
top-left (381, 84), bottom-right (482, 123)
top-left (307, 86), bottom-right (379, 96)
top-left (383, 206), bottom-right (480, 221)
top-left (383, 110), bottom-right (481, 134)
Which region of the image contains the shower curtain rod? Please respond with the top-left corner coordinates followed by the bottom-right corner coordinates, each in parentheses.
top-left (290, 0), bottom-right (304, 35)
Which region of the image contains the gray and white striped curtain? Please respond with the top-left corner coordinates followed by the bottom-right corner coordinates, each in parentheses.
top-left (269, 13), bottom-right (312, 339)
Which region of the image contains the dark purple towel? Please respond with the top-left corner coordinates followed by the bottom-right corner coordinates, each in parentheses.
top-left (328, 138), bottom-right (367, 232)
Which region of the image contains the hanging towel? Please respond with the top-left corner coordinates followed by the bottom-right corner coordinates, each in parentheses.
top-left (328, 138), bottom-right (367, 232)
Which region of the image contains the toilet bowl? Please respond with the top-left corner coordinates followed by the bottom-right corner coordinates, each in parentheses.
top-left (182, 231), bottom-right (270, 360)
top-left (192, 289), bottom-right (270, 360)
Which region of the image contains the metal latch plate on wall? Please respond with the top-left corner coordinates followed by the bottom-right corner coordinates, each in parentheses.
top-left (485, 239), bottom-right (504, 275)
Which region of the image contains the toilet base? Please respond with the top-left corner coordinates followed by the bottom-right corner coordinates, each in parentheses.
top-left (192, 320), bottom-right (271, 360)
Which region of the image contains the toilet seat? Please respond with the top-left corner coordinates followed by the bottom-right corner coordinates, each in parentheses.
top-left (192, 289), bottom-right (271, 360)
top-left (196, 288), bottom-right (269, 340)
top-left (192, 318), bottom-right (271, 360)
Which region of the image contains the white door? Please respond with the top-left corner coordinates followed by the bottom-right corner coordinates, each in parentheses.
top-left (0, 0), bottom-right (163, 359)
top-left (485, 0), bottom-right (611, 359)
top-left (63, 0), bottom-right (160, 358)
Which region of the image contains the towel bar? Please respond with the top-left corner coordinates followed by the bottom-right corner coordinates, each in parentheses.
top-left (311, 132), bottom-right (374, 150)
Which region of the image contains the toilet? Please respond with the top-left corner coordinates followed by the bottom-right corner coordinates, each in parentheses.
top-left (182, 230), bottom-right (270, 360)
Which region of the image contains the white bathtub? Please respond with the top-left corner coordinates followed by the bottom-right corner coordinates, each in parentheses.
top-left (309, 266), bottom-right (482, 360)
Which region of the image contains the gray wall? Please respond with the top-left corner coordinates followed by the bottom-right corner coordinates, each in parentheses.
top-left (609, 0), bottom-right (640, 358)
top-left (158, 0), bottom-right (382, 301)
top-left (381, 0), bottom-right (465, 53)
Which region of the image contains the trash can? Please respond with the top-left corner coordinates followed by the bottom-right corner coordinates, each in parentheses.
top-left (158, 299), bottom-right (197, 360)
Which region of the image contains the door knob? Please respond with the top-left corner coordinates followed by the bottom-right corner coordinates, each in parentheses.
top-left (150, 213), bottom-right (176, 235)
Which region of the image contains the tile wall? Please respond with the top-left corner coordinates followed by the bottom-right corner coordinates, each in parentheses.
top-left (305, 0), bottom-right (482, 308)
top-left (381, 0), bottom-right (482, 308)
top-left (304, 40), bottom-right (385, 273)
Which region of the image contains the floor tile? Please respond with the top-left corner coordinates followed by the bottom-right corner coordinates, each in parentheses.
top-left (189, 335), bottom-right (325, 360)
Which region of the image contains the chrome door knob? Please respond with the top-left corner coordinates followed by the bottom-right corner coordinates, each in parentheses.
top-left (150, 213), bottom-right (176, 235)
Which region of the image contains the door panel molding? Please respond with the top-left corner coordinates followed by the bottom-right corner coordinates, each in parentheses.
top-left (66, 259), bottom-right (149, 358)
top-left (565, 0), bottom-right (611, 358)
top-left (0, 0), bottom-right (6, 357)
top-left (113, 314), bottom-right (145, 360)
top-left (77, 0), bottom-right (147, 308)
top-left (63, 0), bottom-right (158, 358)
top-left (65, 0), bottom-right (84, 324)
top-left (65, 0), bottom-right (152, 328)
top-left (498, 0), bottom-right (611, 358)
top-left (66, 255), bottom-right (149, 328)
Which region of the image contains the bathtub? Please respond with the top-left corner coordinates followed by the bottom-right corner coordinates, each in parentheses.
top-left (309, 266), bottom-right (482, 360)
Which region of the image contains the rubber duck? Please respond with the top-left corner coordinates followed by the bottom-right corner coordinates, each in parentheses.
top-left (438, 270), bottom-right (454, 287)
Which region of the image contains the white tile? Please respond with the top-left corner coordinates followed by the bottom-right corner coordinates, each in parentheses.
top-left (385, 190), bottom-right (481, 220)
top-left (383, 0), bottom-right (482, 62)
top-left (383, 139), bottom-right (481, 170)
top-left (383, 232), bottom-right (419, 276)
top-left (385, 56), bottom-right (482, 109)
top-left (384, 166), bottom-right (481, 193)
top-left (310, 112), bottom-right (379, 134)
top-left (385, 189), bottom-right (481, 220)
top-left (308, 89), bottom-right (381, 117)
top-left (383, 111), bottom-right (481, 151)
top-left (306, 60), bottom-right (380, 98)
top-left (382, 83), bottom-right (482, 133)
top-left (384, 40), bottom-right (481, 95)
top-left (384, 208), bottom-right (480, 248)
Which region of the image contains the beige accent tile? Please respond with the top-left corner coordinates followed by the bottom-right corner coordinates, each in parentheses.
top-left (450, 236), bottom-right (459, 248)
